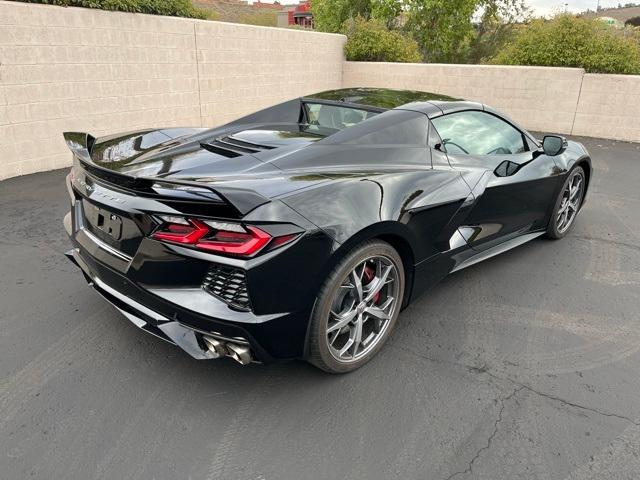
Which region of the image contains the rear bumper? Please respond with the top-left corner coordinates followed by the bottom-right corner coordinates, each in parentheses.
top-left (64, 235), bottom-right (317, 362)
top-left (63, 166), bottom-right (337, 362)
top-left (64, 211), bottom-right (320, 363)
top-left (65, 247), bottom-right (233, 360)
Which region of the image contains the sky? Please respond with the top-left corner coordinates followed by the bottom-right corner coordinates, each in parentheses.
top-left (526, 0), bottom-right (629, 16)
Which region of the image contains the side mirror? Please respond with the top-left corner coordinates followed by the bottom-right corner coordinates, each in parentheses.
top-left (542, 135), bottom-right (567, 156)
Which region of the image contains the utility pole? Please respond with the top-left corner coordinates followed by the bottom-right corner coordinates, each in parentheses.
top-left (565, 3), bottom-right (569, 12)
top-left (596, 0), bottom-right (601, 12)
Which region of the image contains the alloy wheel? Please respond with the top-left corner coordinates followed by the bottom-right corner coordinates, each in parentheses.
top-left (325, 255), bottom-right (400, 363)
top-left (556, 169), bottom-right (585, 234)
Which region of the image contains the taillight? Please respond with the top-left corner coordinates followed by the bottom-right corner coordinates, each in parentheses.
top-left (151, 218), bottom-right (209, 244)
top-left (197, 226), bottom-right (271, 255)
top-left (151, 216), bottom-right (297, 257)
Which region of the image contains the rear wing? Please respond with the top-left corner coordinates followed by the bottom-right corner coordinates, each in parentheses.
top-left (63, 132), bottom-right (270, 216)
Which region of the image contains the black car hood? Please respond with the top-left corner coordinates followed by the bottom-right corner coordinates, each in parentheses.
top-left (84, 125), bottom-right (431, 199)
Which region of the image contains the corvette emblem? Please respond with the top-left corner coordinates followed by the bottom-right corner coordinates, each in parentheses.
top-left (76, 179), bottom-right (124, 204)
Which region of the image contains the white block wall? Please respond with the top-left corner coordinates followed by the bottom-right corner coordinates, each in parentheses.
top-left (573, 74), bottom-right (640, 141)
top-left (1, 1), bottom-right (639, 181)
top-left (342, 62), bottom-right (585, 135)
top-left (195, 21), bottom-right (344, 126)
top-left (0, 2), bottom-right (202, 179)
top-left (0, 1), bottom-right (345, 180)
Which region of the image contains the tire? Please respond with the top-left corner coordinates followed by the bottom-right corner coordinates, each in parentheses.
top-left (546, 166), bottom-right (586, 239)
top-left (306, 240), bottom-right (405, 374)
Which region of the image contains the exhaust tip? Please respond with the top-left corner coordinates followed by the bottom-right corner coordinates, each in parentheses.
top-left (226, 343), bottom-right (252, 365)
top-left (202, 335), bottom-right (253, 365)
top-left (202, 336), bottom-right (227, 357)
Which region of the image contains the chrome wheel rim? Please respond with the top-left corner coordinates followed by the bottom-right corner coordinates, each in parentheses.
top-left (326, 255), bottom-right (400, 363)
top-left (557, 170), bottom-right (584, 234)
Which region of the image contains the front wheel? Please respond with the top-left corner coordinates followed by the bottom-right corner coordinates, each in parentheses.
top-left (546, 166), bottom-right (586, 239)
top-left (306, 240), bottom-right (405, 374)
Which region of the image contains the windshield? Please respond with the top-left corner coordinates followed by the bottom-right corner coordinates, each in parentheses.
top-left (303, 102), bottom-right (379, 133)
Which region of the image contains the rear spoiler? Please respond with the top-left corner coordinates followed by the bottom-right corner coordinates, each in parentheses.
top-left (63, 132), bottom-right (270, 215)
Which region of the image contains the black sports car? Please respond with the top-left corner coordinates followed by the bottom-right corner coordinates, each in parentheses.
top-left (63, 88), bottom-right (591, 373)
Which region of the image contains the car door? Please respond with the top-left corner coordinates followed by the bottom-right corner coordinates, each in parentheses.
top-left (431, 110), bottom-right (560, 251)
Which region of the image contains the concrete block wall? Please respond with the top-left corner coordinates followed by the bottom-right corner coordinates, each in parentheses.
top-left (1, 1), bottom-right (639, 181)
top-left (342, 62), bottom-right (585, 135)
top-left (0, 2), bottom-right (202, 180)
top-left (573, 74), bottom-right (640, 141)
top-left (0, 1), bottom-right (345, 180)
top-left (195, 21), bottom-right (344, 126)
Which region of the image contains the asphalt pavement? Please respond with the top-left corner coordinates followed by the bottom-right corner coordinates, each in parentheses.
top-left (1, 136), bottom-right (639, 480)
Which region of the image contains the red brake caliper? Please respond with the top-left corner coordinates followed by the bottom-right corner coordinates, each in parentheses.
top-left (363, 263), bottom-right (381, 304)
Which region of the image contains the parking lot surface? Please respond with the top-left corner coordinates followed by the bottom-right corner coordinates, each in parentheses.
top-left (1, 136), bottom-right (639, 480)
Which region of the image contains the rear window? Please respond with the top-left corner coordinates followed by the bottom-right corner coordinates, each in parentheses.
top-left (319, 110), bottom-right (429, 146)
top-left (303, 103), bottom-right (379, 133)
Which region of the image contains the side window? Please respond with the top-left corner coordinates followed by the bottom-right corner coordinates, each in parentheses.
top-left (303, 103), bottom-right (378, 132)
top-left (428, 121), bottom-right (442, 149)
top-left (431, 111), bottom-right (527, 155)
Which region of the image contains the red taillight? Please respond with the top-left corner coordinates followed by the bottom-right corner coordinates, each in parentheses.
top-left (197, 226), bottom-right (271, 255)
top-left (151, 219), bottom-right (209, 244)
top-left (266, 233), bottom-right (299, 250)
top-left (151, 218), bottom-right (278, 257)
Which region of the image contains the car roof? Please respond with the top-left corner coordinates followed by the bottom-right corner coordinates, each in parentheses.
top-left (303, 87), bottom-right (481, 119)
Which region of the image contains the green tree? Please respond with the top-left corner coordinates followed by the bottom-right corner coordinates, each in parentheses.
top-left (313, 0), bottom-right (530, 64)
top-left (311, 0), bottom-right (403, 33)
top-left (371, 0), bottom-right (403, 29)
top-left (343, 16), bottom-right (422, 62)
top-left (468, 0), bottom-right (531, 63)
top-left (311, 0), bottom-right (373, 33)
top-left (403, 0), bottom-right (479, 63)
top-left (492, 14), bottom-right (640, 74)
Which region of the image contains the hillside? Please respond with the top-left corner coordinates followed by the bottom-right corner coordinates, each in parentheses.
top-left (581, 5), bottom-right (640, 23)
top-left (194, 0), bottom-right (286, 23)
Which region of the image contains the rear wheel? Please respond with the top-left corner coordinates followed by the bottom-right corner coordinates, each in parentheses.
top-left (547, 166), bottom-right (586, 239)
top-left (307, 240), bottom-right (405, 374)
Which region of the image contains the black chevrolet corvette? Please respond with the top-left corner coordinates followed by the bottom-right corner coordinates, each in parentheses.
top-left (63, 88), bottom-right (591, 373)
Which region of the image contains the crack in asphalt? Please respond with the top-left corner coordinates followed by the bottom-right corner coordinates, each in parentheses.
top-left (468, 364), bottom-right (640, 427)
top-left (571, 234), bottom-right (640, 253)
top-left (443, 386), bottom-right (525, 480)
top-left (515, 383), bottom-right (639, 426)
top-left (393, 345), bottom-right (640, 426)
top-left (391, 347), bottom-right (640, 479)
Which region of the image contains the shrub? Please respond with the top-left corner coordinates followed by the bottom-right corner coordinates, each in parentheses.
top-left (343, 17), bottom-right (422, 63)
top-left (238, 11), bottom-right (278, 27)
top-left (492, 15), bottom-right (640, 74)
top-left (22, 0), bottom-right (208, 19)
top-left (626, 16), bottom-right (640, 27)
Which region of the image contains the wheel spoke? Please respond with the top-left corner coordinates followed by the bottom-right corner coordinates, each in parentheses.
top-left (352, 315), bottom-right (363, 357)
top-left (338, 337), bottom-right (354, 357)
top-left (557, 202), bottom-right (567, 218)
top-left (570, 183), bottom-right (581, 201)
top-left (365, 300), bottom-right (392, 321)
top-left (351, 267), bottom-right (364, 302)
top-left (329, 328), bottom-right (342, 346)
top-left (364, 265), bottom-right (393, 303)
top-left (327, 308), bottom-right (357, 333)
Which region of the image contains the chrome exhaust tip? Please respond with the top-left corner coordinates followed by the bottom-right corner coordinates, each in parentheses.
top-left (203, 335), bottom-right (227, 357)
top-left (226, 343), bottom-right (252, 365)
top-left (202, 335), bottom-right (253, 365)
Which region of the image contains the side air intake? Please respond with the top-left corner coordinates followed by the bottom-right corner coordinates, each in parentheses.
top-left (202, 264), bottom-right (251, 311)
